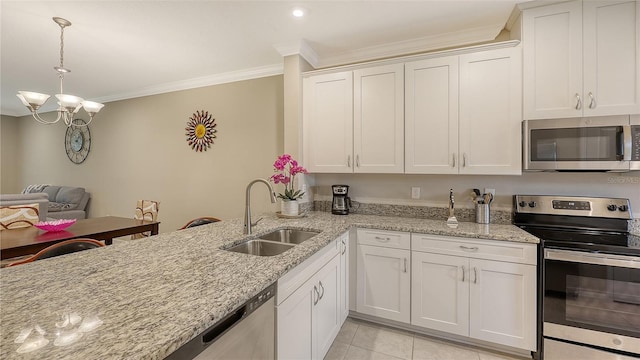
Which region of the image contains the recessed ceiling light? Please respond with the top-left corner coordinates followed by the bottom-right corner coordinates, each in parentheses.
top-left (292, 8), bottom-right (305, 18)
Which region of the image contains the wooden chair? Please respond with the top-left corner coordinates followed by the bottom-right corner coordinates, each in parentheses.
top-left (5, 238), bottom-right (105, 267)
top-left (179, 217), bottom-right (221, 230)
top-left (132, 200), bottom-right (160, 239)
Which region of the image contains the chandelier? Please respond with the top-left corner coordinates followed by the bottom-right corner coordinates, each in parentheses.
top-left (16, 17), bottom-right (104, 127)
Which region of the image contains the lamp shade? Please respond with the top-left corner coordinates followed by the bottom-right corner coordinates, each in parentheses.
top-left (55, 94), bottom-right (84, 113)
top-left (81, 100), bottom-right (105, 114)
top-left (17, 91), bottom-right (51, 108)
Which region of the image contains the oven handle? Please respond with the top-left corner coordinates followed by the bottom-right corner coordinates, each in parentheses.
top-left (545, 248), bottom-right (640, 269)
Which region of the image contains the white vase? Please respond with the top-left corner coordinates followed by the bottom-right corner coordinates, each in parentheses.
top-left (281, 199), bottom-right (299, 216)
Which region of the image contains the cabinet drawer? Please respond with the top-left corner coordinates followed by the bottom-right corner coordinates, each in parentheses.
top-left (411, 234), bottom-right (537, 265)
top-left (357, 228), bottom-right (410, 250)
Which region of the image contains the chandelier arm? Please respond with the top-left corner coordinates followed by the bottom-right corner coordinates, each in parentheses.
top-left (32, 110), bottom-right (63, 125)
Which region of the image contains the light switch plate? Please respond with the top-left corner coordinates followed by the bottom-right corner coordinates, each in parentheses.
top-left (411, 187), bottom-right (420, 199)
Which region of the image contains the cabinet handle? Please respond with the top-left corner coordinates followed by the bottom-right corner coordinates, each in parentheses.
top-left (403, 258), bottom-right (408, 273)
top-left (347, 155), bottom-right (351, 168)
top-left (318, 281), bottom-right (325, 300)
top-left (463, 153), bottom-right (467, 167)
top-left (356, 155), bottom-right (360, 168)
top-left (452, 153), bottom-right (456, 167)
top-left (473, 267), bottom-right (478, 284)
top-left (575, 93), bottom-right (582, 110)
top-left (588, 92), bottom-right (596, 109)
top-left (313, 285), bottom-right (319, 305)
top-left (462, 266), bottom-right (466, 282)
top-left (341, 239), bottom-right (346, 255)
top-left (374, 236), bottom-right (390, 242)
top-left (459, 245), bottom-right (479, 252)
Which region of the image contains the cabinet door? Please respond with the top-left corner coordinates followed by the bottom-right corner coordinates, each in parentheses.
top-left (468, 259), bottom-right (537, 351)
top-left (313, 254), bottom-right (341, 360)
top-left (523, 0), bottom-right (583, 119)
top-left (303, 72), bottom-right (353, 173)
top-left (353, 64), bottom-right (404, 173)
top-left (405, 56), bottom-right (459, 174)
top-left (339, 232), bottom-right (350, 323)
top-left (411, 252), bottom-right (469, 336)
top-left (583, 0), bottom-right (640, 116)
top-left (459, 46), bottom-right (522, 175)
top-left (356, 245), bottom-right (410, 323)
top-left (277, 278), bottom-right (314, 360)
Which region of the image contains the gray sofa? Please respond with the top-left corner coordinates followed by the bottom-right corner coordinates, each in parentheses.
top-left (2, 185), bottom-right (91, 220)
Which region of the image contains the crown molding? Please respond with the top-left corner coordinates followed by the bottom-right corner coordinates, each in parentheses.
top-left (273, 39), bottom-right (319, 68)
top-left (315, 23), bottom-right (504, 69)
top-left (96, 63), bottom-right (283, 104)
top-left (3, 63), bottom-right (284, 117)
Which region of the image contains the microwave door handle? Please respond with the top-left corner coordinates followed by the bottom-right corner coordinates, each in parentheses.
top-left (619, 125), bottom-right (631, 161)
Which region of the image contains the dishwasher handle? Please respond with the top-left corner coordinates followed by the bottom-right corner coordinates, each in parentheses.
top-left (202, 306), bottom-right (246, 344)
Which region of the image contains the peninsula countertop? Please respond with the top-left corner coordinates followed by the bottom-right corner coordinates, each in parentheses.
top-left (0, 212), bottom-right (539, 359)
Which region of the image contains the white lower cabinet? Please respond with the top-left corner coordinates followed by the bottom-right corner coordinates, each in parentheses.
top-left (338, 232), bottom-right (350, 323)
top-left (356, 229), bottom-right (411, 323)
top-left (277, 241), bottom-right (342, 360)
top-left (411, 234), bottom-right (537, 351)
top-left (411, 252), bottom-right (469, 336)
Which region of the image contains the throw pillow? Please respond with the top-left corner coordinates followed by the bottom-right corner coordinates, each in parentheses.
top-left (0, 204), bottom-right (40, 230)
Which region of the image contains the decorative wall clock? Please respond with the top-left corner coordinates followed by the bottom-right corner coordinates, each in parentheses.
top-left (185, 110), bottom-right (217, 152)
top-left (65, 119), bottom-right (91, 164)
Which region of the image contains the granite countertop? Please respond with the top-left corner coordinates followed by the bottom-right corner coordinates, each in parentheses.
top-left (0, 212), bottom-right (538, 359)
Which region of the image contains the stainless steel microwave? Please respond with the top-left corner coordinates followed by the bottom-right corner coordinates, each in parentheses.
top-left (523, 115), bottom-right (640, 171)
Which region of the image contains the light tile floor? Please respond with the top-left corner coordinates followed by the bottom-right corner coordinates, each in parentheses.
top-left (325, 318), bottom-right (531, 360)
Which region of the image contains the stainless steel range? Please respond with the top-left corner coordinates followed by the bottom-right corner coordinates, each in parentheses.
top-left (514, 195), bottom-right (639, 360)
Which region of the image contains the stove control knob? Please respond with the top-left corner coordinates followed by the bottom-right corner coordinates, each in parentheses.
top-left (618, 205), bottom-right (628, 212)
top-left (607, 204), bottom-right (618, 211)
top-left (518, 201), bottom-right (527, 208)
top-left (528, 201), bottom-right (537, 208)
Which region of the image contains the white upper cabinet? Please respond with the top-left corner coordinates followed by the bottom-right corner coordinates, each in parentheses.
top-left (459, 47), bottom-right (523, 175)
top-left (354, 64), bottom-right (405, 173)
top-left (523, 0), bottom-right (640, 119)
top-left (303, 64), bottom-right (403, 174)
top-left (303, 41), bottom-right (522, 175)
top-left (303, 72), bottom-right (353, 173)
top-left (405, 56), bottom-right (459, 174)
top-left (583, 0), bottom-right (640, 116)
top-left (405, 46), bottom-right (522, 175)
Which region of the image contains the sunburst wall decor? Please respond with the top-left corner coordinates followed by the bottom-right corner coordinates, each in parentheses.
top-left (185, 110), bottom-right (217, 152)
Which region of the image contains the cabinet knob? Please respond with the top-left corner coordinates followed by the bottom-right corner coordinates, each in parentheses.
top-left (452, 153), bottom-right (456, 167)
top-left (575, 93), bottom-right (582, 110)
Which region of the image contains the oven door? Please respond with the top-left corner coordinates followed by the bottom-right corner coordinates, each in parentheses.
top-left (544, 248), bottom-right (640, 359)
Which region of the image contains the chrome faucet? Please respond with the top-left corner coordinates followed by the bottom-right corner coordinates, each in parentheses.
top-left (244, 178), bottom-right (277, 235)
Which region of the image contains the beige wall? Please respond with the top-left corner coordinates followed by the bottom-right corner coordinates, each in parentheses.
top-left (5, 76), bottom-right (284, 232)
top-left (0, 115), bottom-right (21, 193)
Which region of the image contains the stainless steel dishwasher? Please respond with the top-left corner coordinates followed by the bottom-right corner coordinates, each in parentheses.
top-left (166, 283), bottom-right (275, 360)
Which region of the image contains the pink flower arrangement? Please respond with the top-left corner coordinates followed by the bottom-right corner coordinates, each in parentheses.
top-left (269, 154), bottom-right (308, 200)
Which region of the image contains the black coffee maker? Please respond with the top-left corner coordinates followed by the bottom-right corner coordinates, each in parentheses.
top-left (331, 185), bottom-right (351, 215)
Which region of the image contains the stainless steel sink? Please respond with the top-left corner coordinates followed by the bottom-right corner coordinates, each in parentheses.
top-left (226, 240), bottom-right (294, 256)
top-left (259, 229), bottom-right (321, 244)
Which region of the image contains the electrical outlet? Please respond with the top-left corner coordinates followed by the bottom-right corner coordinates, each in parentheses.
top-left (484, 188), bottom-right (495, 196)
top-left (411, 187), bottom-right (420, 199)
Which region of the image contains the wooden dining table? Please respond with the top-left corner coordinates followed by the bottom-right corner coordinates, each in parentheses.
top-left (0, 216), bottom-right (160, 260)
